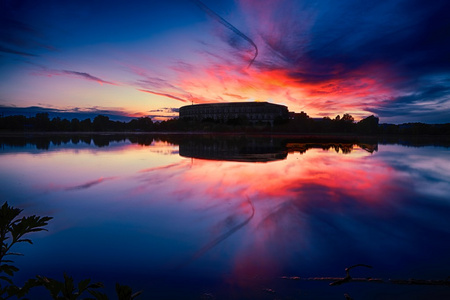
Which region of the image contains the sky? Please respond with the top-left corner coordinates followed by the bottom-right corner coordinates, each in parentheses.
top-left (1, 0), bottom-right (450, 123)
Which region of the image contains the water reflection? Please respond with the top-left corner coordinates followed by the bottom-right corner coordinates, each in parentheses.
top-left (1, 134), bottom-right (450, 299)
top-left (1, 134), bottom-right (380, 160)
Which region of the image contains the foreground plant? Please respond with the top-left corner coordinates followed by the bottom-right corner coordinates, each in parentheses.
top-left (88, 283), bottom-right (142, 300)
top-left (36, 275), bottom-right (142, 300)
top-left (0, 202), bottom-right (142, 300)
top-left (0, 202), bottom-right (52, 298)
top-left (36, 274), bottom-right (104, 300)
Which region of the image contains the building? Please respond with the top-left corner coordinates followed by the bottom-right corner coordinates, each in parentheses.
top-left (179, 102), bottom-right (289, 125)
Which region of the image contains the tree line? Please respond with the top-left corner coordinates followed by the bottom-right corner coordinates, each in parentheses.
top-left (281, 113), bottom-right (450, 135)
top-left (0, 113), bottom-right (156, 132)
top-left (1, 112), bottom-right (449, 135)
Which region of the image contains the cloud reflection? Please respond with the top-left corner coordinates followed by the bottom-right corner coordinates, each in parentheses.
top-left (64, 176), bottom-right (117, 191)
top-left (133, 144), bottom-right (450, 285)
top-left (179, 197), bottom-right (255, 268)
top-left (35, 176), bottom-right (118, 194)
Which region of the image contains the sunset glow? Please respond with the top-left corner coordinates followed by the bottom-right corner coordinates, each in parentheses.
top-left (1, 0), bottom-right (449, 123)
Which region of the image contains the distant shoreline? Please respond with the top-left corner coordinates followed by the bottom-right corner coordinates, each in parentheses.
top-left (1, 130), bottom-right (449, 139)
top-left (1, 131), bottom-right (449, 150)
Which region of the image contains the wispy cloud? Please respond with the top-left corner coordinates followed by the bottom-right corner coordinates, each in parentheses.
top-left (149, 108), bottom-right (179, 113)
top-left (138, 89), bottom-right (188, 103)
top-left (371, 80), bottom-right (450, 123)
top-left (145, 107), bottom-right (180, 121)
top-left (62, 70), bottom-right (117, 85)
top-left (0, 45), bottom-right (38, 57)
top-left (0, 17), bottom-right (53, 58)
top-left (192, 0), bottom-right (258, 68)
top-left (32, 67), bottom-right (118, 86)
top-left (223, 93), bottom-right (247, 100)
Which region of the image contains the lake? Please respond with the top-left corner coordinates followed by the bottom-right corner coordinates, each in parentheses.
top-left (1, 134), bottom-right (450, 299)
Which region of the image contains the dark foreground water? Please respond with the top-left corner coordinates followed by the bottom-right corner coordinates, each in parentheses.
top-left (1, 134), bottom-right (450, 299)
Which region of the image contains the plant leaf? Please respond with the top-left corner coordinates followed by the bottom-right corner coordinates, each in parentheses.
top-left (88, 282), bottom-right (104, 289)
top-left (77, 278), bottom-right (91, 293)
top-left (0, 264), bottom-right (19, 276)
top-left (88, 290), bottom-right (109, 300)
top-left (17, 239), bottom-right (33, 244)
top-left (0, 202), bottom-right (22, 228)
top-left (62, 273), bottom-right (75, 297)
top-left (115, 283), bottom-right (132, 300)
top-left (14, 278), bottom-right (40, 298)
top-left (5, 252), bottom-right (24, 256)
top-left (5, 284), bottom-right (21, 298)
top-left (131, 290), bottom-right (143, 299)
top-left (0, 275), bottom-right (13, 284)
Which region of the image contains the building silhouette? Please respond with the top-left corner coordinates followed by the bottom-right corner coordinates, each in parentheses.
top-left (179, 102), bottom-right (289, 125)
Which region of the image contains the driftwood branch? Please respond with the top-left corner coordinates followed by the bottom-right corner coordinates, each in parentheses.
top-left (330, 264), bottom-right (373, 286)
top-left (282, 264), bottom-right (450, 286)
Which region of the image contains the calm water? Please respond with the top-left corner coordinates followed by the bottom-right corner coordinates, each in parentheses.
top-left (1, 134), bottom-right (450, 299)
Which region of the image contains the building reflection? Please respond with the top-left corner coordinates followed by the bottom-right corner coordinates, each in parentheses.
top-left (179, 136), bottom-right (288, 162)
top-left (178, 136), bottom-right (378, 162)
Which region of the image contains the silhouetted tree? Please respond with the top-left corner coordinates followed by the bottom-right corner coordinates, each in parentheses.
top-left (35, 113), bottom-right (50, 131)
top-left (49, 117), bottom-right (61, 131)
top-left (80, 118), bottom-right (92, 131)
top-left (357, 115), bottom-right (379, 134)
top-left (289, 111), bottom-right (311, 132)
top-left (341, 113), bottom-right (355, 133)
top-left (128, 117), bottom-right (154, 131)
top-left (93, 115), bottom-right (111, 131)
top-left (60, 118), bottom-right (71, 131)
top-left (332, 113), bottom-right (355, 133)
top-left (379, 123), bottom-right (399, 135)
top-left (71, 118), bottom-right (81, 131)
top-left (341, 113), bottom-right (354, 123)
top-left (317, 116), bottom-right (333, 132)
top-left (0, 115), bottom-right (27, 131)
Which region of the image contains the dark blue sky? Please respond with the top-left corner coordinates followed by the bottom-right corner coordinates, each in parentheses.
top-left (1, 0), bottom-right (449, 123)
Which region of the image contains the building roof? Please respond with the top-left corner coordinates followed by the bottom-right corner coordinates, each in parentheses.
top-left (179, 101), bottom-right (287, 110)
